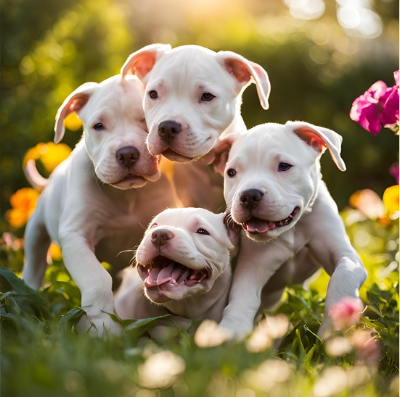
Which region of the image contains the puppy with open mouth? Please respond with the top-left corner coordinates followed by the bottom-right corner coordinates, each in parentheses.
top-left (115, 208), bottom-right (238, 322)
top-left (212, 121), bottom-right (367, 339)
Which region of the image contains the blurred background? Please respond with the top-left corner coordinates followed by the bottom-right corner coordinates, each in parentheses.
top-left (1, 0), bottom-right (399, 235)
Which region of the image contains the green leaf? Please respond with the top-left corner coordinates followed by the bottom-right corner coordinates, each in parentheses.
top-left (57, 307), bottom-right (85, 328)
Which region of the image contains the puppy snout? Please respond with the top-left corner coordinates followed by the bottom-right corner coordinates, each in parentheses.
top-left (116, 146), bottom-right (140, 168)
top-left (151, 229), bottom-right (174, 247)
top-left (158, 120), bottom-right (182, 143)
top-left (240, 189), bottom-right (264, 210)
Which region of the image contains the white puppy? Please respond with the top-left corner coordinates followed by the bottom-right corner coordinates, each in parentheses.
top-left (213, 121), bottom-right (367, 338)
top-left (115, 208), bottom-right (237, 322)
top-left (120, 44), bottom-right (271, 210)
top-left (22, 75), bottom-right (177, 335)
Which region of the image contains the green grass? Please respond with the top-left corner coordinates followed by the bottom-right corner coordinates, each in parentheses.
top-left (1, 209), bottom-right (399, 397)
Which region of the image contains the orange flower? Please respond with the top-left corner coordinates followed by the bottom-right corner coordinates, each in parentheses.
top-left (23, 142), bottom-right (72, 174)
top-left (5, 188), bottom-right (40, 228)
top-left (383, 185), bottom-right (399, 219)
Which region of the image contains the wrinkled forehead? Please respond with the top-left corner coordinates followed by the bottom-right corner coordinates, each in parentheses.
top-left (229, 124), bottom-right (310, 164)
top-left (81, 77), bottom-right (144, 119)
top-left (151, 208), bottom-right (220, 229)
top-left (148, 50), bottom-right (232, 89)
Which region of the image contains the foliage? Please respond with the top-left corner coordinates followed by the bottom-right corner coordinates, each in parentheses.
top-left (1, 1), bottom-right (398, 396)
top-left (1, 202), bottom-right (398, 396)
top-left (1, 0), bottom-right (399, 224)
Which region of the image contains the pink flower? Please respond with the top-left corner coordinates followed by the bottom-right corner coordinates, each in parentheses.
top-left (351, 330), bottom-right (381, 366)
top-left (389, 163), bottom-right (399, 184)
top-left (329, 297), bottom-right (364, 330)
top-left (350, 71), bottom-right (399, 135)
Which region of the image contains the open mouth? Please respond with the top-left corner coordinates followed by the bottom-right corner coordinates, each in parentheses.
top-left (138, 255), bottom-right (209, 289)
top-left (162, 148), bottom-right (195, 163)
top-left (242, 207), bottom-right (299, 234)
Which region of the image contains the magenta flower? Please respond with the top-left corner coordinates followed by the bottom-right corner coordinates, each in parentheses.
top-left (350, 70), bottom-right (399, 135)
top-left (389, 162), bottom-right (399, 184)
top-left (329, 297), bottom-right (364, 331)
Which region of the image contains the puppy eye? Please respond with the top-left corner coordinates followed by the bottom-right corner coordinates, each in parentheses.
top-left (149, 90), bottom-right (158, 99)
top-left (278, 162), bottom-right (293, 172)
top-left (196, 228), bottom-right (210, 235)
top-left (201, 92), bottom-right (215, 102)
top-left (227, 168), bottom-right (237, 178)
top-left (93, 122), bottom-right (105, 131)
top-left (150, 223), bottom-right (157, 228)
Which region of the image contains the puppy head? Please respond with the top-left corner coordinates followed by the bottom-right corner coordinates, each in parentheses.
top-left (54, 75), bottom-right (161, 189)
top-left (217, 122), bottom-right (346, 242)
top-left (121, 44), bottom-right (270, 162)
top-left (135, 208), bottom-right (237, 304)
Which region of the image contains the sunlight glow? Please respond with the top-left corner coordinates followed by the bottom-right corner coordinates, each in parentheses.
top-left (284, 0), bottom-right (325, 20)
top-left (336, 0), bottom-right (383, 38)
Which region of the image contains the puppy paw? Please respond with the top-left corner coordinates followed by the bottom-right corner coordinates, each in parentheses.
top-left (77, 312), bottom-right (122, 337)
top-left (218, 319), bottom-right (253, 341)
top-left (317, 319), bottom-right (333, 340)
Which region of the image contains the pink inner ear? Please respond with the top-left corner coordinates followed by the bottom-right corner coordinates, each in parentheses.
top-left (295, 127), bottom-right (327, 153)
top-left (70, 97), bottom-right (87, 113)
top-left (133, 53), bottom-right (156, 79)
top-left (224, 59), bottom-right (251, 83)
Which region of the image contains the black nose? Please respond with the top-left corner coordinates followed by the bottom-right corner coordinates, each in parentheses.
top-left (116, 146), bottom-right (140, 168)
top-left (151, 229), bottom-right (174, 247)
top-left (240, 189), bottom-right (264, 209)
top-left (158, 120), bottom-right (182, 143)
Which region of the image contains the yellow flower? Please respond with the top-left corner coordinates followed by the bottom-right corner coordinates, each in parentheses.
top-left (23, 142), bottom-right (72, 174)
top-left (5, 188), bottom-right (40, 228)
top-left (49, 243), bottom-right (62, 261)
top-left (383, 185), bottom-right (399, 219)
top-left (63, 112), bottom-right (83, 131)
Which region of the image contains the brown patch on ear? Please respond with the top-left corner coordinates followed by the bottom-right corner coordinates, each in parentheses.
top-left (293, 127), bottom-right (327, 154)
top-left (121, 44), bottom-right (171, 82)
top-left (209, 138), bottom-right (235, 175)
top-left (224, 58), bottom-right (252, 83)
top-left (129, 52), bottom-right (157, 81)
top-left (69, 95), bottom-right (90, 113)
top-left (54, 83), bottom-right (97, 144)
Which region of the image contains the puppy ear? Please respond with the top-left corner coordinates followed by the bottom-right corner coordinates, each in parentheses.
top-left (54, 82), bottom-right (98, 144)
top-left (204, 136), bottom-right (236, 175)
top-left (287, 121), bottom-right (346, 171)
top-left (216, 51), bottom-right (271, 110)
top-left (223, 212), bottom-right (240, 250)
top-left (121, 43), bottom-right (172, 84)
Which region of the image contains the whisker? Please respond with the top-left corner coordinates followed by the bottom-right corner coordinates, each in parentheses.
top-left (116, 249), bottom-right (135, 257)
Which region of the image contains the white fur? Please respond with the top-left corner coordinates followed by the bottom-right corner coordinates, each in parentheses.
top-left (115, 208), bottom-right (236, 322)
top-left (217, 122), bottom-right (367, 338)
top-left (22, 75), bottom-right (178, 336)
top-left (121, 44), bottom-right (271, 211)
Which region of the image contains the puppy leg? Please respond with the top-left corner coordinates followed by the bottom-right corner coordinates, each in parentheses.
top-left (219, 235), bottom-right (293, 339)
top-left (60, 234), bottom-right (121, 336)
top-left (22, 208), bottom-right (51, 290)
top-left (306, 186), bottom-right (367, 338)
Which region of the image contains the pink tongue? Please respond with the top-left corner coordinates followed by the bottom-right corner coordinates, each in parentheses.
top-left (145, 262), bottom-right (190, 287)
top-left (146, 267), bottom-right (161, 287)
top-left (246, 218), bottom-right (275, 233)
top-left (156, 262), bottom-right (175, 285)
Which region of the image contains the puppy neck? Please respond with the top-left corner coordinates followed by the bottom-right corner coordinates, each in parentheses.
top-left (220, 110), bottom-right (247, 140)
